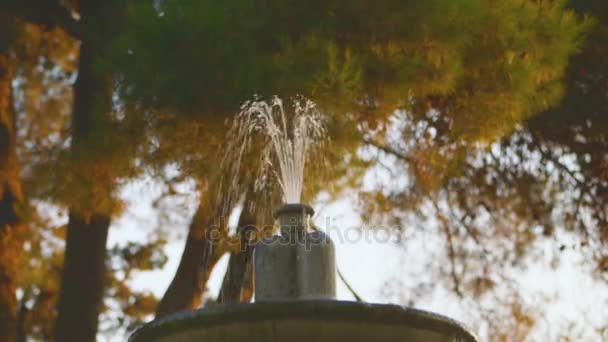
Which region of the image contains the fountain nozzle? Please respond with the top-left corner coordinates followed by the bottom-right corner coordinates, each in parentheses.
top-left (273, 203), bottom-right (314, 237)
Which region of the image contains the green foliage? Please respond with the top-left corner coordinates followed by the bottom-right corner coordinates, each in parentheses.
top-left (423, 0), bottom-right (591, 142)
top-left (113, 0), bottom-right (587, 143)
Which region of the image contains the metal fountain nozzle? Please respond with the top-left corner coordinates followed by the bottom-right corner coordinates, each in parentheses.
top-left (273, 203), bottom-right (315, 237)
top-left (254, 203), bottom-right (336, 301)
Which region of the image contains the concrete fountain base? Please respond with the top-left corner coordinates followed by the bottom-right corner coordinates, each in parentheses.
top-left (129, 301), bottom-right (477, 342)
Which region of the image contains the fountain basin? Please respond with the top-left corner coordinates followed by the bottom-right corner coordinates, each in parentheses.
top-left (129, 301), bottom-right (478, 341)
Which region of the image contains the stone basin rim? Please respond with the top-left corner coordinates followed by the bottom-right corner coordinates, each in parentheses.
top-left (129, 300), bottom-right (478, 341)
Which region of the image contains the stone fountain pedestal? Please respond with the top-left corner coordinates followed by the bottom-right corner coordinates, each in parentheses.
top-left (129, 204), bottom-right (477, 342)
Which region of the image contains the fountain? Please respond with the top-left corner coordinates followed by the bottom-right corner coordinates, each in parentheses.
top-left (129, 97), bottom-right (478, 342)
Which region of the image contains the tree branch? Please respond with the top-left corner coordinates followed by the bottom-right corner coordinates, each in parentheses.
top-left (363, 137), bottom-right (413, 164)
top-left (532, 137), bottom-right (606, 225)
top-left (432, 198), bottom-right (464, 298)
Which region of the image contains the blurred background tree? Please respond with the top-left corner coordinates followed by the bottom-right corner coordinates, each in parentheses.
top-left (359, 0), bottom-right (608, 339)
top-left (0, 0), bottom-right (600, 341)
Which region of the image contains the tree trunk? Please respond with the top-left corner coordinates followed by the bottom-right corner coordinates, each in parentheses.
top-left (54, 2), bottom-right (115, 340)
top-left (155, 204), bottom-right (223, 318)
top-left (218, 195), bottom-right (257, 304)
top-left (54, 215), bottom-right (110, 342)
top-left (0, 49), bottom-right (25, 342)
